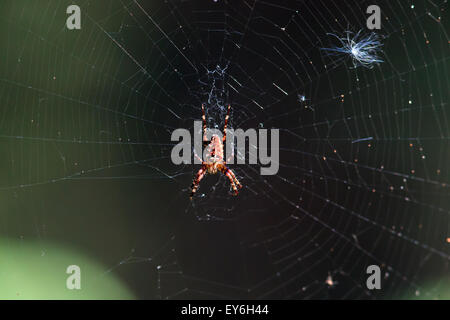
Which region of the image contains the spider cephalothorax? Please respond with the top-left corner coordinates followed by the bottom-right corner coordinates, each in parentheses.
top-left (190, 104), bottom-right (242, 200)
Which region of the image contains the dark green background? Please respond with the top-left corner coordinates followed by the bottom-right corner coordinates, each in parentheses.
top-left (0, 0), bottom-right (448, 299)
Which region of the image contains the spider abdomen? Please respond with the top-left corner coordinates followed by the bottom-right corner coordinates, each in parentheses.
top-left (205, 135), bottom-right (224, 163)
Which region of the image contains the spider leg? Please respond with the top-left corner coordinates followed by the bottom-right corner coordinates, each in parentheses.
top-left (223, 104), bottom-right (233, 163)
top-left (220, 165), bottom-right (241, 195)
top-left (190, 164), bottom-right (207, 200)
top-left (226, 167), bottom-right (242, 190)
top-left (202, 104), bottom-right (208, 144)
top-left (223, 104), bottom-right (231, 143)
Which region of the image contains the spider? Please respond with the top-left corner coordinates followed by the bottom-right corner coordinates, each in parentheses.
top-left (190, 104), bottom-right (242, 200)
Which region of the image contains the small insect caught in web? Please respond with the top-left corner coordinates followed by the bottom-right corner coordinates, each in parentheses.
top-left (298, 94), bottom-right (308, 103)
top-left (325, 273), bottom-right (338, 288)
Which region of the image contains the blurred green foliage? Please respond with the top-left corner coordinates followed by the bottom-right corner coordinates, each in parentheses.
top-left (0, 239), bottom-right (135, 299)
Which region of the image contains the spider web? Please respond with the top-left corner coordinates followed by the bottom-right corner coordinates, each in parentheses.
top-left (0, 0), bottom-right (449, 299)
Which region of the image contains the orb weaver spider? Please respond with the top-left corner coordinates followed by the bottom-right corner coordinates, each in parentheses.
top-left (190, 104), bottom-right (242, 200)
